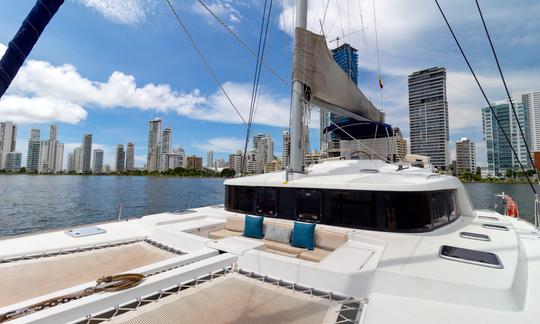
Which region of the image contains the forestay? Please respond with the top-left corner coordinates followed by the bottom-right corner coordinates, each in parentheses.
top-left (292, 27), bottom-right (385, 123)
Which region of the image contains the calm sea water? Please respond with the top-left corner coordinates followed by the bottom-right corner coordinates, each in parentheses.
top-left (0, 175), bottom-right (537, 237)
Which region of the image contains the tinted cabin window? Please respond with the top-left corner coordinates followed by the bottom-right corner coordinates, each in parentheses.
top-left (296, 190), bottom-right (322, 222)
top-left (431, 191), bottom-right (458, 227)
top-left (224, 185), bottom-right (459, 232)
top-left (225, 186), bottom-right (255, 214)
top-left (330, 191), bottom-right (377, 228)
top-left (256, 188), bottom-right (278, 216)
top-left (386, 192), bottom-right (431, 231)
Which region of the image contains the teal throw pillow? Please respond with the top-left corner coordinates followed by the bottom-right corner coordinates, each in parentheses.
top-left (291, 221), bottom-right (316, 250)
top-left (243, 215), bottom-right (264, 239)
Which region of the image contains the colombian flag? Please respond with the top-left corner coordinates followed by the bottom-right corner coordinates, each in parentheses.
top-left (379, 76), bottom-right (384, 89)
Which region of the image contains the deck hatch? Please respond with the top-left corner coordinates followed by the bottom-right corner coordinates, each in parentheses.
top-left (65, 226), bottom-right (105, 238)
top-left (460, 232), bottom-right (490, 241)
top-left (482, 224), bottom-right (509, 231)
top-left (439, 245), bottom-right (503, 269)
top-left (478, 216), bottom-right (499, 221)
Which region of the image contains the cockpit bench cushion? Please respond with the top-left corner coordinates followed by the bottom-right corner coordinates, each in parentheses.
top-left (291, 222), bottom-right (316, 250)
top-left (225, 215), bottom-right (245, 232)
top-left (264, 223), bottom-right (292, 244)
top-left (298, 248), bottom-right (331, 262)
top-left (208, 229), bottom-right (243, 240)
top-left (263, 239), bottom-right (306, 256)
top-left (315, 229), bottom-right (348, 251)
top-left (243, 215), bottom-right (264, 239)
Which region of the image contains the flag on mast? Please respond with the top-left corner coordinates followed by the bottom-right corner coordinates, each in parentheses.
top-left (379, 76), bottom-right (384, 89)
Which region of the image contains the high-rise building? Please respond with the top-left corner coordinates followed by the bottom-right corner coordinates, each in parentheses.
top-left (0, 121), bottom-right (17, 153)
top-left (126, 142), bottom-right (135, 171)
top-left (93, 149), bottom-right (104, 174)
top-left (115, 144), bottom-right (125, 172)
top-left (38, 124), bottom-right (64, 173)
top-left (161, 127), bottom-right (172, 154)
top-left (282, 130), bottom-right (290, 168)
top-left (393, 127), bottom-right (408, 160)
top-left (207, 150), bottom-right (214, 168)
top-left (216, 158), bottom-right (226, 169)
top-left (228, 151), bottom-right (244, 176)
top-left (408, 67), bottom-right (450, 169)
top-left (520, 90), bottom-right (540, 168)
top-left (253, 134), bottom-right (274, 173)
top-left (521, 91), bottom-right (540, 152)
top-left (81, 134), bottom-right (92, 174)
top-left (3, 152), bottom-right (22, 172)
top-left (482, 99), bottom-right (530, 176)
top-left (26, 129), bottom-right (41, 173)
top-left (147, 118), bottom-right (162, 172)
top-left (72, 146), bottom-right (82, 173)
top-left (187, 155), bottom-right (202, 169)
top-left (456, 137), bottom-right (476, 175)
top-left (331, 44), bottom-right (359, 85)
top-left (67, 153), bottom-right (75, 172)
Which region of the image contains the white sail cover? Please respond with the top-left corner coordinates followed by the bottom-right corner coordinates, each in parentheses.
top-left (292, 27), bottom-right (385, 123)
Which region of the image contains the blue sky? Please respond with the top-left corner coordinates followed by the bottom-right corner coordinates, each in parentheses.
top-left (0, 0), bottom-right (539, 167)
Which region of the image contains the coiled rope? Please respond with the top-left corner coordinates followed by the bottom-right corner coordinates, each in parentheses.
top-left (0, 273), bottom-right (144, 323)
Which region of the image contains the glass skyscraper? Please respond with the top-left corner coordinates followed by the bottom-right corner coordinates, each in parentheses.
top-left (482, 99), bottom-right (530, 176)
top-left (408, 67), bottom-right (450, 169)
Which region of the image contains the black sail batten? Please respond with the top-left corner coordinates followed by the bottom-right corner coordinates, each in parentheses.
top-left (0, 0), bottom-right (65, 98)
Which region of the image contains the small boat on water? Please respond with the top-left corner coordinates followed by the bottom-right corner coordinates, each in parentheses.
top-left (0, 1), bottom-right (540, 323)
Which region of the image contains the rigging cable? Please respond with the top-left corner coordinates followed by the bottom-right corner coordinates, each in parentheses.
top-left (372, 0), bottom-right (383, 110)
top-left (163, 0), bottom-right (246, 124)
top-left (241, 0), bottom-right (273, 175)
top-left (197, 0), bottom-right (290, 89)
top-left (434, 0), bottom-right (536, 194)
top-left (475, 0), bottom-right (537, 175)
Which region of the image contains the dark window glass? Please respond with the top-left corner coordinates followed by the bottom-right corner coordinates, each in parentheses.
top-left (256, 188), bottom-right (278, 216)
top-left (439, 245), bottom-right (503, 269)
top-left (430, 191), bottom-right (457, 227)
top-left (224, 185), bottom-right (255, 214)
top-left (329, 191), bottom-right (377, 228)
top-left (387, 192), bottom-right (431, 231)
top-left (224, 186), bottom-right (459, 233)
top-left (296, 190), bottom-right (322, 222)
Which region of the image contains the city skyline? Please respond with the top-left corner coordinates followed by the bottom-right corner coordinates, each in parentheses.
top-left (2, 1), bottom-right (539, 170)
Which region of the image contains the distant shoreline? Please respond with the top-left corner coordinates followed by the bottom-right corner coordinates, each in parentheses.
top-left (0, 173), bottom-right (229, 179)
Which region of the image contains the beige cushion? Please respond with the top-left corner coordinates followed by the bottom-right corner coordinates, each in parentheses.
top-left (263, 240), bottom-right (305, 255)
top-left (315, 229), bottom-right (348, 251)
top-left (264, 248), bottom-right (298, 258)
top-left (225, 215), bottom-right (245, 232)
top-left (299, 248), bottom-right (330, 262)
top-left (209, 229), bottom-right (242, 240)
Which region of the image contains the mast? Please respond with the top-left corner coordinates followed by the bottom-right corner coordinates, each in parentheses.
top-left (289, 0), bottom-right (308, 173)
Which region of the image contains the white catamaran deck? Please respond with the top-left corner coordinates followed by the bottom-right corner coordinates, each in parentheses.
top-left (0, 162), bottom-right (539, 324)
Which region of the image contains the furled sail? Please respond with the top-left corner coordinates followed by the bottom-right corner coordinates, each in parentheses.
top-left (0, 0), bottom-right (65, 98)
top-left (292, 27), bottom-right (385, 123)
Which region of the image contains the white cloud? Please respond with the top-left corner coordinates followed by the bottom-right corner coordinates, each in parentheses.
top-left (1, 41), bottom-right (290, 127)
top-left (193, 82), bottom-right (290, 127)
top-left (0, 96), bottom-right (87, 124)
top-left (194, 137), bottom-right (244, 153)
top-left (192, 0), bottom-right (243, 24)
top-left (78, 0), bottom-right (154, 25)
